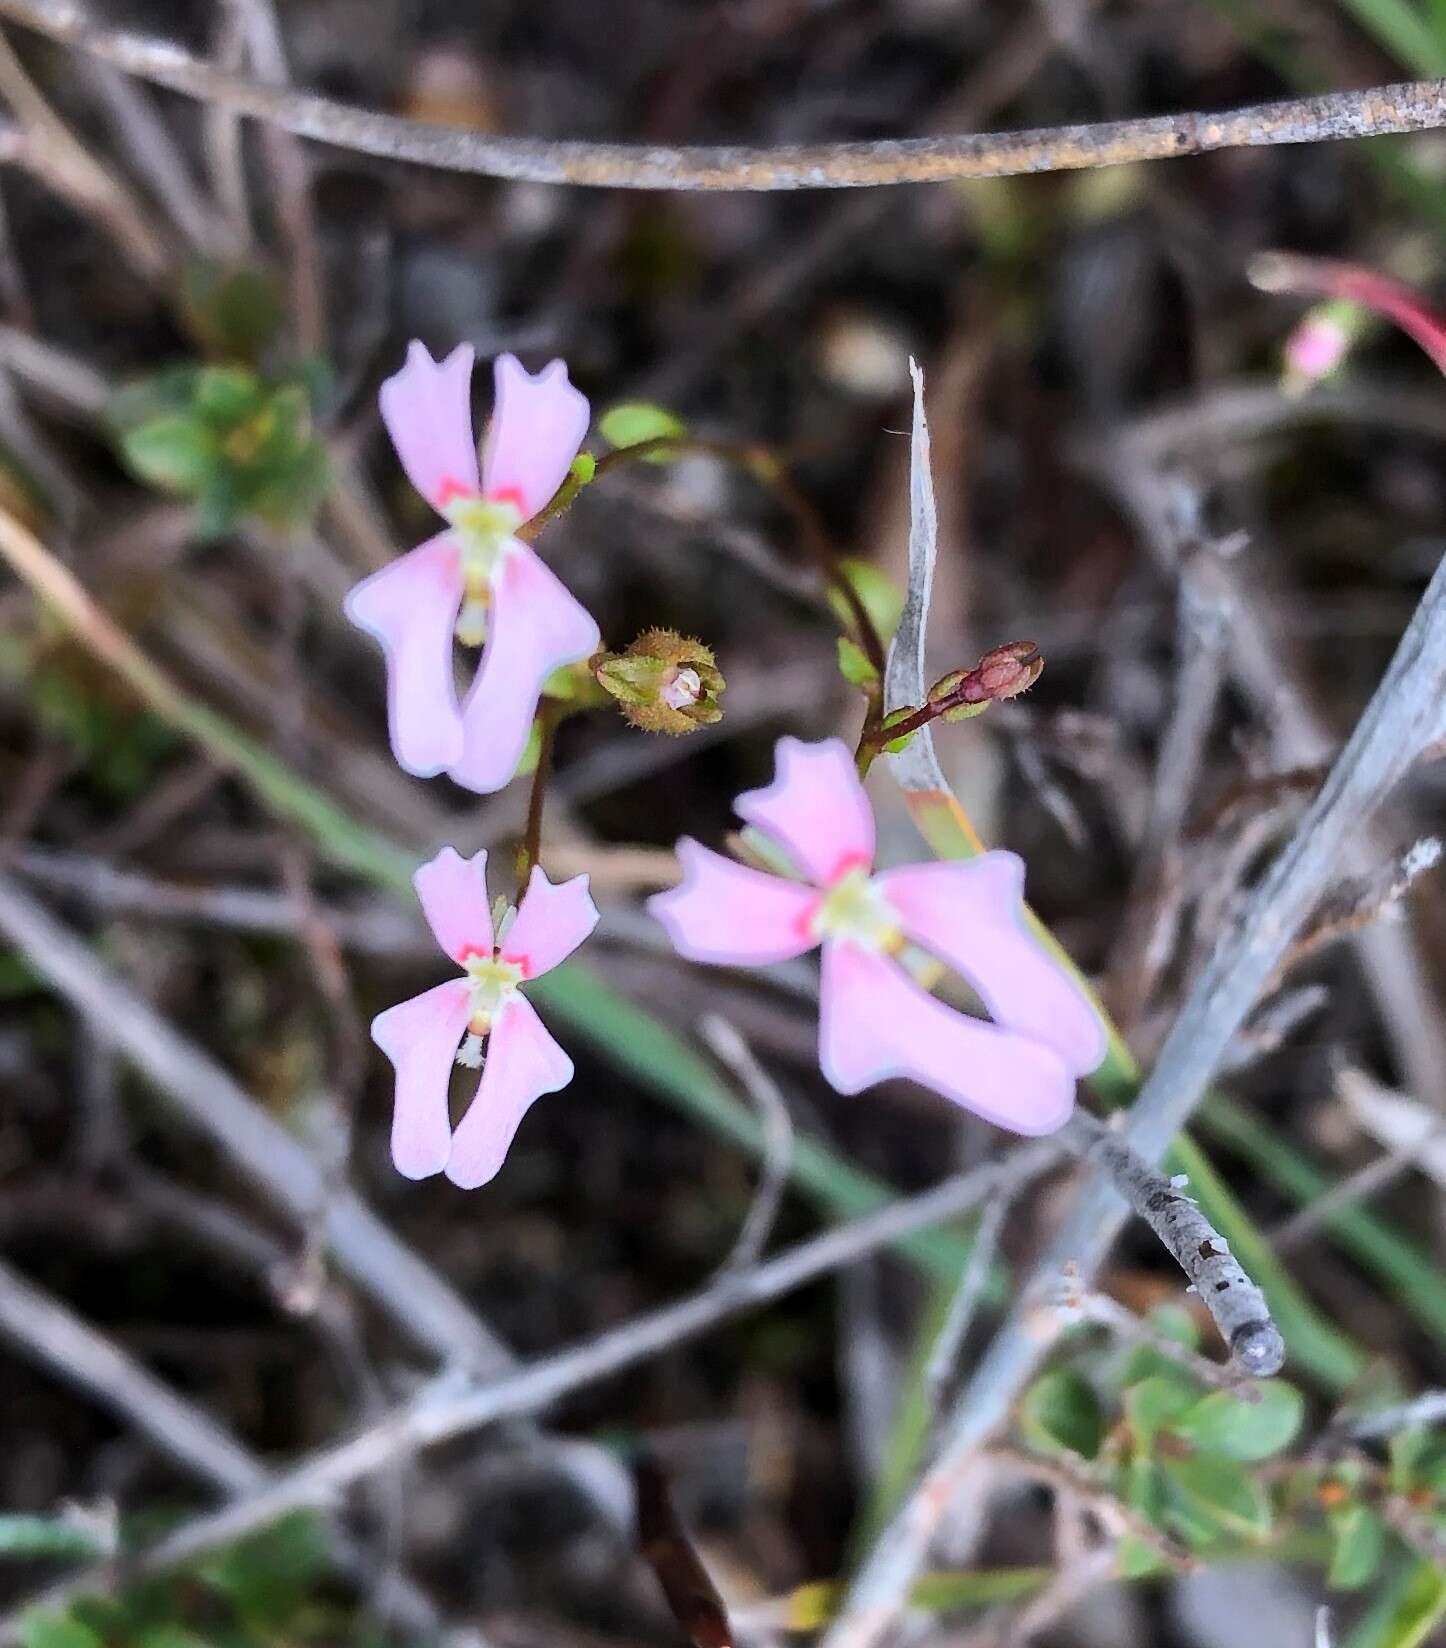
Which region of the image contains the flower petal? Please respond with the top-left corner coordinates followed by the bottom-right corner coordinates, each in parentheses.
top-left (343, 533), bottom-right (464, 777)
top-left (735, 736), bottom-right (875, 887)
top-left (818, 941), bottom-right (1076, 1135)
top-left (379, 340), bottom-right (480, 510)
top-left (876, 854), bottom-right (1107, 1076)
top-left (481, 354), bottom-right (590, 520)
top-left (414, 846), bottom-right (493, 964)
top-left (371, 979), bottom-right (472, 1179)
top-left (445, 995), bottom-right (573, 1188)
top-left (501, 867), bottom-right (598, 978)
top-left (647, 839), bottom-right (819, 966)
top-left (449, 541), bottom-right (600, 794)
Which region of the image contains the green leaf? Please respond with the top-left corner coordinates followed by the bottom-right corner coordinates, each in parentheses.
top-left (569, 451), bottom-right (596, 485)
top-left (1124, 1374), bottom-right (1198, 1447)
top-left (598, 402), bottom-right (686, 451)
top-left (1329, 1503), bottom-right (1387, 1591)
top-left (1161, 1454), bottom-right (1273, 1541)
top-left (1117, 1456), bottom-right (1168, 1575)
top-left (192, 365), bottom-right (263, 426)
top-left (17, 1614), bottom-right (103, 1648)
top-left (1115, 1535), bottom-right (1165, 1579)
top-left (251, 438), bottom-right (330, 532)
top-left (1172, 1382), bottom-right (1304, 1461)
top-left (120, 416), bottom-right (216, 494)
top-left (1018, 1368), bottom-right (1105, 1460)
top-left (1345, 1557), bottom-right (1446, 1648)
top-left (1389, 1427), bottom-right (1431, 1493)
top-left (827, 558), bottom-right (905, 645)
top-left (180, 260), bottom-right (286, 364)
top-left (1144, 1302), bottom-right (1201, 1351)
top-left (837, 636), bottom-right (878, 687)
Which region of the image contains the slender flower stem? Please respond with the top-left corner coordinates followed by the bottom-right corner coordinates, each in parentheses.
top-left (518, 699), bottom-right (559, 887)
top-left (522, 430), bottom-right (890, 695)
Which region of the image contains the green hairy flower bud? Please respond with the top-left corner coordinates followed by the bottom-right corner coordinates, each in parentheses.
top-left (594, 629), bottom-right (725, 735)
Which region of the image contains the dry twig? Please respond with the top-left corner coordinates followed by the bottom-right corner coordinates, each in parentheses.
top-left (0, 2), bottom-right (1440, 189)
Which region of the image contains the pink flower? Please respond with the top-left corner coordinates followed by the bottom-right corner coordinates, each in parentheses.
top-left (345, 343), bottom-right (600, 793)
top-left (372, 846), bottom-right (598, 1187)
top-left (1284, 312), bottom-right (1351, 385)
top-left (648, 737), bottom-right (1106, 1135)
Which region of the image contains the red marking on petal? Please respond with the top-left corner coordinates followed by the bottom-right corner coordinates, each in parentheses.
top-left (435, 476), bottom-right (476, 506)
top-left (826, 851), bottom-right (872, 886)
top-left (485, 484), bottom-right (528, 515)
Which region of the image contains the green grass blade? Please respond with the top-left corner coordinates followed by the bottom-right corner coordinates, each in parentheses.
top-left (1332, 0), bottom-right (1446, 73)
top-left (1346, 1558), bottom-right (1446, 1648)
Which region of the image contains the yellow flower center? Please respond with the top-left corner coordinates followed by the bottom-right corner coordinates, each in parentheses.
top-left (463, 951), bottom-right (523, 1033)
top-left (443, 496), bottom-right (523, 647)
top-left (809, 866), bottom-right (901, 952)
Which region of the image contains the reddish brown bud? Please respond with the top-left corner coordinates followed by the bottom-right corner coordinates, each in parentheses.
top-left (927, 641), bottom-right (1042, 721)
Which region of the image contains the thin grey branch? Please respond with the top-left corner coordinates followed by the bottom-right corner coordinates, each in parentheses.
top-left (700, 1014), bottom-right (796, 1273)
top-left (0, 1), bottom-right (1440, 189)
top-left (0, 872), bottom-right (510, 1374)
top-left (0, 1255), bottom-right (441, 1644)
top-left (12, 1142), bottom-right (1059, 1586)
top-left (1062, 1114), bottom-right (1284, 1376)
top-left (821, 442), bottom-right (1446, 1648)
top-left (1334, 1388), bottom-right (1446, 1440)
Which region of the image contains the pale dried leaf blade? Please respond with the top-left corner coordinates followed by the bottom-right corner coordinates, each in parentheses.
top-left (1337, 1066), bottom-right (1446, 1187)
top-left (885, 357), bottom-right (948, 793)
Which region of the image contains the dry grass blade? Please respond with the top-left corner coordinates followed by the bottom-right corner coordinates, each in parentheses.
top-left (634, 1453), bottom-right (735, 1648)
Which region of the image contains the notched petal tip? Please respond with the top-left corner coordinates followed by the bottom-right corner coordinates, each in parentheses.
top-left (380, 340), bottom-right (481, 510)
top-left (735, 736), bottom-right (876, 887)
top-left (501, 865), bottom-right (599, 977)
top-left (483, 355), bottom-right (591, 520)
top-left (414, 844), bottom-right (494, 963)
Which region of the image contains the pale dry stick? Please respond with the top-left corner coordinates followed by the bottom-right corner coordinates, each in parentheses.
top-left (986, 1444), bottom-right (1194, 1572)
top-left (203, 1), bottom-right (251, 247)
top-left (1316, 1606), bottom-right (1333, 1648)
top-left (78, 57), bottom-right (232, 253)
top-left (1061, 1285), bottom-right (1247, 1391)
top-left (1217, 984), bottom-right (1329, 1077)
top-left (223, 0), bottom-right (324, 353)
top-left (0, 1256), bottom-right (443, 1643)
top-left (821, 507), bottom-right (1446, 1648)
top-left (700, 1015), bottom-right (796, 1273)
top-left (0, 24), bottom-right (167, 274)
top-left (1334, 1388), bottom-right (1446, 1440)
top-left (1270, 836), bottom-right (1443, 984)
top-left (1062, 1112), bottom-right (1284, 1376)
top-left (0, 320), bottom-right (107, 413)
top-left (1097, 451), bottom-right (1446, 1110)
top-left (1273, 1110), bottom-right (1446, 1252)
top-left (6, 1143), bottom-right (1062, 1593)
top-left (0, 1252), bottom-right (265, 1494)
top-left (1104, 509), bottom-right (1237, 1028)
top-left (0, 2), bottom-right (1441, 188)
top-left (886, 364), bottom-right (1280, 1371)
top-left (0, 872), bottom-right (509, 1375)
top-left (992, 1547), bottom-right (1116, 1648)
top-left (923, 1188), bottom-right (1012, 1414)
